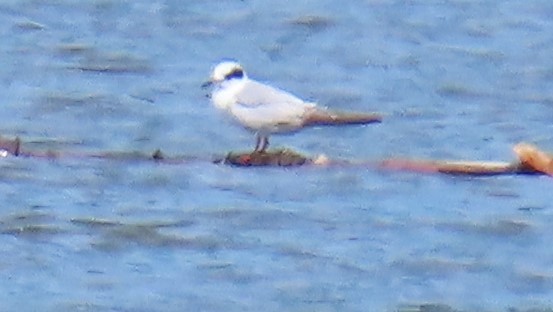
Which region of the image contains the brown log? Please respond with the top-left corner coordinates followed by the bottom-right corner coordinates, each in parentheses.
top-left (513, 142), bottom-right (553, 176)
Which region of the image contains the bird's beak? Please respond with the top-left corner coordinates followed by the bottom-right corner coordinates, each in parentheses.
top-left (201, 80), bottom-right (213, 89)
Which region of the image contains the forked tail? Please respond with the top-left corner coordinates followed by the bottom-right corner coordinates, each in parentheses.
top-left (302, 108), bottom-right (382, 127)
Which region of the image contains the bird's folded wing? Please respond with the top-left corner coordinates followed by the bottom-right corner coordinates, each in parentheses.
top-left (230, 80), bottom-right (316, 132)
top-left (234, 80), bottom-right (309, 107)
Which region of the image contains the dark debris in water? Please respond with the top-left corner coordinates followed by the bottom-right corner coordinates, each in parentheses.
top-left (436, 219), bottom-right (533, 237)
top-left (288, 15), bottom-right (334, 31)
top-left (398, 303), bottom-right (458, 312)
top-left (56, 43), bottom-right (94, 56)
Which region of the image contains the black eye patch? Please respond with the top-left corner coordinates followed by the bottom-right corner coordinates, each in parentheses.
top-left (225, 68), bottom-right (244, 80)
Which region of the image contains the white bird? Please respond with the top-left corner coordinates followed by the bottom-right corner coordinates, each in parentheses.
top-left (202, 60), bottom-right (382, 152)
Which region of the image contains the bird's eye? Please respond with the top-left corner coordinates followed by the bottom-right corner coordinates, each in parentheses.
top-left (225, 68), bottom-right (244, 80)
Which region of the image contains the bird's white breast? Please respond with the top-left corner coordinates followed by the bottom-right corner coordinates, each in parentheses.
top-left (211, 80), bottom-right (245, 111)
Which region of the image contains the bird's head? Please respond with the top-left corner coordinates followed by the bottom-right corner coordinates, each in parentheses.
top-left (202, 60), bottom-right (247, 88)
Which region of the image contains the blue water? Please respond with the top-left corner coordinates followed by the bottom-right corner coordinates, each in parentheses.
top-left (1, 0), bottom-right (553, 311)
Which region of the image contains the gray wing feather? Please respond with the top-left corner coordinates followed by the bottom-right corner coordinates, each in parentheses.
top-left (229, 80), bottom-right (316, 133)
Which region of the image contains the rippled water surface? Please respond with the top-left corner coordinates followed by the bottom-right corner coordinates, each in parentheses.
top-left (1, 1), bottom-right (553, 311)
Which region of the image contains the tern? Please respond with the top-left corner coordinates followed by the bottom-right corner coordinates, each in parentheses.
top-left (202, 60), bottom-right (381, 152)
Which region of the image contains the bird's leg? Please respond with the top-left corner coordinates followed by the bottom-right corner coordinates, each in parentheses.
top-left (254, 135), bottom-right (262, 152)
top-left (259, 136), bottom-right (269, 152)
top-left (254, 135), bottom-right (269, 153)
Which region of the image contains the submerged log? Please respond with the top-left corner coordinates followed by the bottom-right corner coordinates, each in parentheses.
top-left (1, 134), bottom-right (553, 178)
top-left (0, 136), bottom-right (190, 163)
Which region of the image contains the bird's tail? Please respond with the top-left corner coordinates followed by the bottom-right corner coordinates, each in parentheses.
top-left (302, 108), bottom-right (382, 127)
